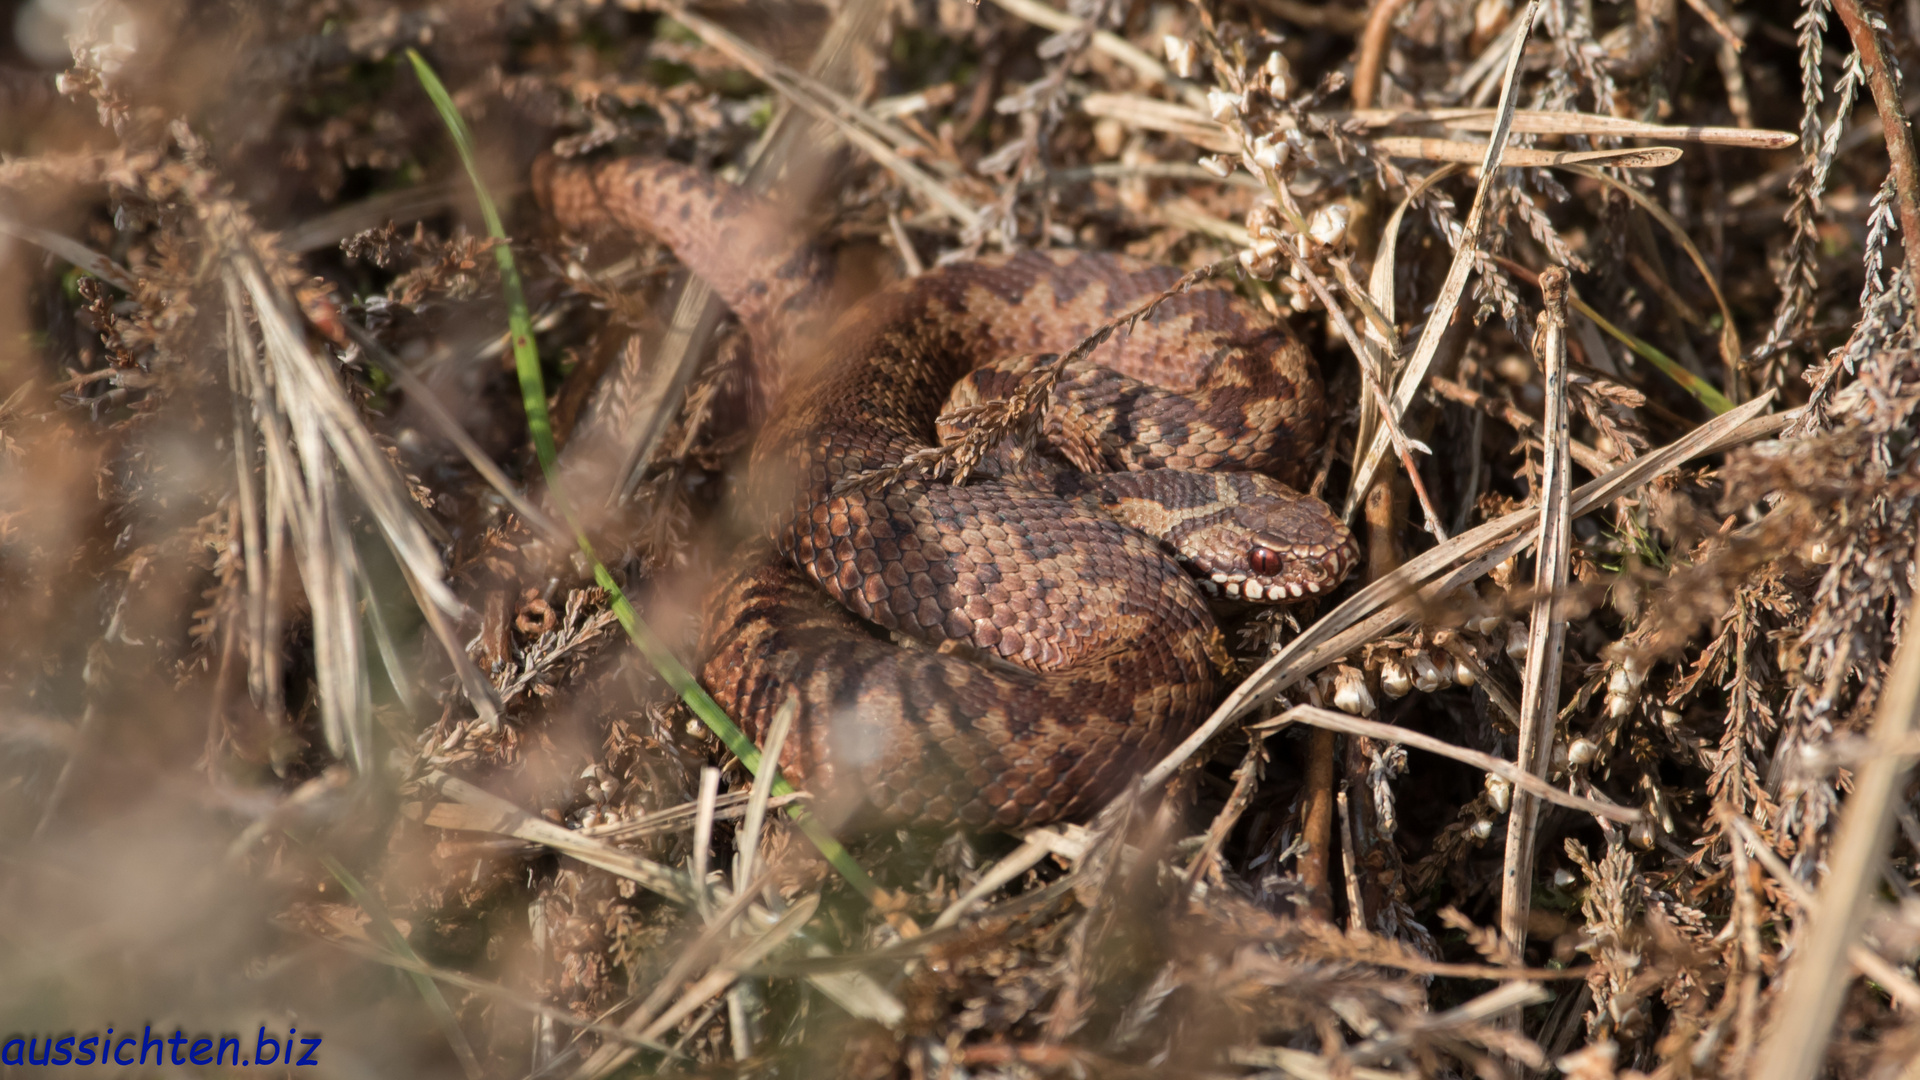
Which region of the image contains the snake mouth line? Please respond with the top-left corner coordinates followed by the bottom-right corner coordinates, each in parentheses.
top-left (1181, 545), bottom-right (1358, 601)
top-left (1199, 576), bottom-right (1320, 600)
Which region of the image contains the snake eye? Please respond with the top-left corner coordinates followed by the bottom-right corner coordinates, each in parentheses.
top-left (1248, 546), bottom-right (1283, 576)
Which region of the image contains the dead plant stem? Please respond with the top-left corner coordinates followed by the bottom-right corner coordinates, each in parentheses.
top-left (1831, 0), bottom-right (1920, 291)
top-left (1499, 267), bottom-right (1572, 966)
top-left (1753, 526), bottom-right (1920, 1080)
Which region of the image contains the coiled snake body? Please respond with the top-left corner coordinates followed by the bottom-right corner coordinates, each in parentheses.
top-left (538, 157), bottom-right (1356, 829)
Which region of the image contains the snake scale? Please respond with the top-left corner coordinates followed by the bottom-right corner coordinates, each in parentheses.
top-left (536, 156), bottom-right (1356, 829)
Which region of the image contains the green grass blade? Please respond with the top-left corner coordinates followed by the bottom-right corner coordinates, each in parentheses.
top-left (1567, 292), bottom-right (1736, 415)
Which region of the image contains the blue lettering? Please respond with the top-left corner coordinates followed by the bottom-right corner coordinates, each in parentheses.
top-left (190, 1037), bottom-right (213, 1065)
top-left (26, 1037), bottom-right (48, 1066)
top-left (216, 1035), bottom-right (242, 1066)
top-left (115, 1036), bottom-right (137, 1065)
top-left (75, 1035), bottom-right (98, 1065)
top-left (1, 1038), bottom-right (22, 1066)
top-left (296, 1036), bottom-right (321, 1066)
top-left (52, 1035), bottom-right (74, 1065)
top-left (254, 1026), bottom-right (281, 1066)
top-left (140, 1025), bottom-right (163, 1065)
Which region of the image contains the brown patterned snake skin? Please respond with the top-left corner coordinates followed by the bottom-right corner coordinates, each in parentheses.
top-left (536, 156), bottom-right (1357, 829)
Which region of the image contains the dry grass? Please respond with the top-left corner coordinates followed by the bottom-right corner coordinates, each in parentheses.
top-left (2, 0), bottom-right (1918, 1077)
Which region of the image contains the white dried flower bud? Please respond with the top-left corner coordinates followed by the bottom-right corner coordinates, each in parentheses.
top-left (1806, 540), bottom-right (1833, 564)
top-left (1305, 672), bottom-right (1327, 708)
top-left (1450, 655), bottom-right (1478, 687)
top-left (1380, 657), bottom-right (1412, 698)
top-left (1606, 690), bottom-right (1635, 720)
top-left (1163, 35), bottom-right (1199, 79)
top-left (1283, 276), bottom-right (1312, 312)
top-left (1550, 741), bottom-right (1570, 773)
top-left (1472, 615), bottom-right (1503, 636)
top-left (1629, 819), bottom-right (1655, 849)
top-left (1237, 237), bottom-right (1282, 278)
top-left (1567, 738), bottom-right (1598, 767)
top-left (1263, 51), bottom-right (1291, 98)
top-left (1660, 708), bottom-right (1683, 727)
top-left (1207, 88), bottom-right (1245, 121)
top-left (1484, 774), bottom-right (1512, 814)
top-left (1506, 622), bottom-right (1529, 661)
top-left (1251, 133), bottom-right (1288, 171)
top-left (1410, 651), bottom-right (1443, 693)
top-left (1470, 818), bottom-right (1495, 840)
top-left (1552, 868), bottom-right (1577, 888)
top-left (1198, 154), bottom-right (1235, 178)
top-left (1307, 203), bottom-right (1350, 250)
top-left (1332, 665), bottom-right (1375, 716)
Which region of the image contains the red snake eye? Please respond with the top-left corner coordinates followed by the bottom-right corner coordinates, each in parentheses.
top-left (1248, 546), bottom-right (1283, 576)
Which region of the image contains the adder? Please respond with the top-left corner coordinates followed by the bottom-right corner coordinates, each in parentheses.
top-left (536, 155), bottom-right (1356, 830)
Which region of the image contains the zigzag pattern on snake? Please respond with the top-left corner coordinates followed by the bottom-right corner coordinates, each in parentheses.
top-left (536, 155), bottom-right (1356, 829)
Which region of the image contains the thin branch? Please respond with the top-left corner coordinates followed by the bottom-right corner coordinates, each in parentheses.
top-left (1499, 266), bottom-right (1573, 959)
top-left (1830, 0), bottom-right (1920, 290)
top-left (1753, 526), bottom-right (1920, 1080)
top-left (1255, 706), bottom-right (1641, 822)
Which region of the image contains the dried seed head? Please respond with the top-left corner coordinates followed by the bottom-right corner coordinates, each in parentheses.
top-left (1450, 654), bottom-right (1478, 687)
top-left (1629, 819), bottom-right (1655, 849)
top-left (1198, 154), bottom-right (1235, 178)
top-left (1410, 651), bottom-right (1444, 693)
top-left (1567, 738), bottom-right (1598, 767)
top-left (1484, 774), bottom-right (1512, 814)
top-left (1307, 203), bottom-right (1350, 250)
top-left (1238, 237), bottom-right (1283, 279)
top-left (1281, 275), bottom-right (1312, 312)
top-left (1606, 690), bottom-right (1635, 720)
top-left (1506, 622), bottom-right (1529, 661)
top-left (1380, 657), bottom-right (1412, 698)
top-left (1332, 665), bottom-right (1375, 715)
top-left (1163, 35), bottom-right (1199, 79)
top-left (1250, 133), bottom-right (1288, 171)
top-left (1470, 818), bottom-right (1494, 840)
top-left (1244, 199), bottom-right (1285, 238)
top-left (1263, 50), bottom-right (1292, 98)
top-left (1207, 89), bottom-right (1245, 121)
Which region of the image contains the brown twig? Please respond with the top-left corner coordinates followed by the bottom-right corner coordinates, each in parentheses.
top-left (1254, 707), bottom-right (1640, 823)
top-left (1429, 374), bottom-right (1613, 475)
top-left (1831, 0), bottom-right (1920, 291)
top-left (1299, 727), bottom-right (1337, 920)
top-left (1499, 267), bottom-right (1573, 964)
top-left (1351, 0), bottom-right (1416, 111)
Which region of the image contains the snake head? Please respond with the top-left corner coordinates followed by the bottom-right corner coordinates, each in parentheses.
top-left (1148, 473), bottom-right (1357, 601)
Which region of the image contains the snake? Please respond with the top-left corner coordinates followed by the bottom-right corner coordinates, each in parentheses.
top-left (535, 156), bottom-right (1357, 830)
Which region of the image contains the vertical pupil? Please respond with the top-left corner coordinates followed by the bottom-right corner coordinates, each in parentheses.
top-left (1251, 547), bottom-right (1280, 574)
